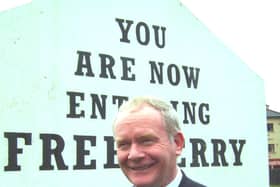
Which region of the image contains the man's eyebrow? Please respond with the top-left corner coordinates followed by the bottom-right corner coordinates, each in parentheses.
top-left (115, 137), bottom-right (125, 142)
top-left (137, 134), bottom-right (158, 140)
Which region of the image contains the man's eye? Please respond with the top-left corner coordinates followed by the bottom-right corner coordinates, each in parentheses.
top-left (141, 139), bottom-right (154, 145)
top-left (117, 142), bottom-right (130, 149)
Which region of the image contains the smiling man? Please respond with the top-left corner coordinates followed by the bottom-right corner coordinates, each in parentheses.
top-left (113, 96), bottom-right (206, 187)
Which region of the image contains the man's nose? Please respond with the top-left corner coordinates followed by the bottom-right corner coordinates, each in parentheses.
top-left (128, 144), bottom-right (144, 160)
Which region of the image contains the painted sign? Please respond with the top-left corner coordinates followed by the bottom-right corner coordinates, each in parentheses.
top-left (0, 0), bottom-right (269, 186)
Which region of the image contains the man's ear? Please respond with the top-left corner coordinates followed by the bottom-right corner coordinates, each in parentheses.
top-left (173, 132), bottom-right (185, 156)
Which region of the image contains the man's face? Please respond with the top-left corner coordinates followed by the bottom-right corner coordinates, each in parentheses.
top-left (114, 104), bottom-right (181, 187)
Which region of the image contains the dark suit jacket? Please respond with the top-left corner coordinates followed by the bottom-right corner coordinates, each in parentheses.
top-left (179, 170), bottom-right (206, 187)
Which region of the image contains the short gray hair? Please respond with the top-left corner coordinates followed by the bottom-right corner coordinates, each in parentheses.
top-left (113, 96), bottom-right (181, 139)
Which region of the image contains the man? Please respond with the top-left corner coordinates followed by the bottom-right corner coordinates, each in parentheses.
top-left (113, 96), bottom-right (205, 187)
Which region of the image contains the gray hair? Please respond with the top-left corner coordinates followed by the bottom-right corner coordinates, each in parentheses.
top-left (113, 96), bottom-right (181, 139)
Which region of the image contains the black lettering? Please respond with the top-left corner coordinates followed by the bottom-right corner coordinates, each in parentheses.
top-left (152, 25), bottom-right (166, 48)
top-left (177, 157), bottom-right (186, 167)
top-left (120, 56), bottom-right (135, 81)
top-left (182, 66), bottom-right (200, 89)
top-left (73, 135), bottom-right (96, 170)
top-left (112, 95), bottom-right (129, 108)
top-left (39, 134), bottom-right (68, 170)
top-left (103, 136), bottom-right (119, 168)
top-left (167, 64), bottom-right (180, 86)
top-left (190, 138), bottom-right (209, 167)
top-left (66, 91), bottom-right (85, 118)
top-left (170, 100), bottom-right (178, 111)
top-left (199, 103), bottom-right (210, 125)
top-left (115, 18), bottom-right (134, 43)
top-left (90, 94), bottom-right (107, 119)
top-left (229, 139), bottom-right (246, 166)
top-left (211, 139), bottom-right (229, 166)
top-left (4, 132), bottom-right (32, 171)
top-left (149, 61), bottom-right (164, 84)
top-left (136, 22), bottom-right (150, 45)
top-left (99, 54), bottom-right (116, 79)
top-left (183, 102), bottom-right (196, 124)
top-left (75, 51), bottom-right (94, 77)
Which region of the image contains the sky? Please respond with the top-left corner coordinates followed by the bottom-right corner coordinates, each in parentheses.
top-left (181, 0), bottom-right (280, 112)
top-left (1, 0), bottom-right (279, 111)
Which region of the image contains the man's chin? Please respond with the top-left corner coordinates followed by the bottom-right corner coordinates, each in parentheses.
top-left (124, 164), bottom-right (160, 186)
top-left (128, 173), bottom-right (158, 187)
top-left (130, 180), bottom-right (156, 187)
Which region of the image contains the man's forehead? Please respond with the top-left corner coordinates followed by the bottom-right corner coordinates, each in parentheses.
top-left (115, 131), bottom-right (157, 142)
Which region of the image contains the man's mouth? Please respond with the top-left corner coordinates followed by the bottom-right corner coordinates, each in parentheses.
top-left (128, 163), bottom-right (156, 171)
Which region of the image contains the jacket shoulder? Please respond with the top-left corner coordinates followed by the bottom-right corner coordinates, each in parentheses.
top-left (179, 170), bottom-right (206, 187)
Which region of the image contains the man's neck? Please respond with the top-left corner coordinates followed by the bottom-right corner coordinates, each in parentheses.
top-left (134, 167), bottom-right (182, 187)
